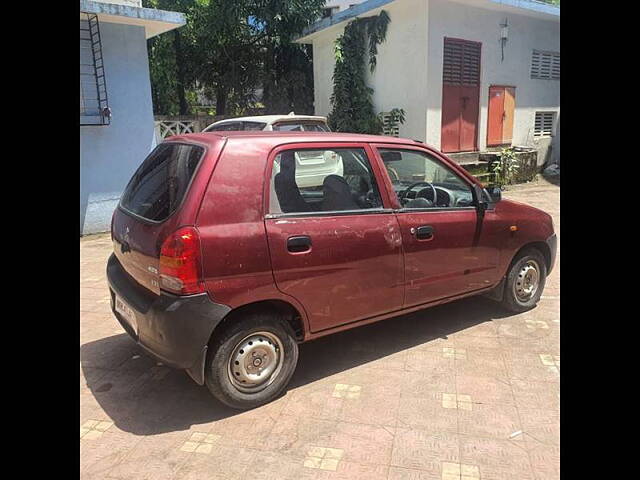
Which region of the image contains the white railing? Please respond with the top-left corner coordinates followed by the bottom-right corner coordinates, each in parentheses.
top-left (154, 120), bottom-right (197, 142)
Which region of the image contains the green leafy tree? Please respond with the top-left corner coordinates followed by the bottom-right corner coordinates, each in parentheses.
top-left (144, 0), bottom-right (325, 116)
top-left (250, 0), bottom-right (326, 114)
top-left (328, 11), bottom-right (391, 134)
top-left (144, 0), bottom-right (197, 115)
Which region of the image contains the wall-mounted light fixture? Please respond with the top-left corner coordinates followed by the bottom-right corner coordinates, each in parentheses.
top-left (500, 18), bottom-right (509, 62)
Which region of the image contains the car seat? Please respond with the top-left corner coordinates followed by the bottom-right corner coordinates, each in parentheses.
top-left (274, 151), bottom-right (311, 213)
top-left (322, 175), bottom-right (360, 211)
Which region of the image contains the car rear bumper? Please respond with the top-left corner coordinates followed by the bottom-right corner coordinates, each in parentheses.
top-left (546, 233), bottom-right (557, 274)
top-left (106, 254), bottom-right (230, 385)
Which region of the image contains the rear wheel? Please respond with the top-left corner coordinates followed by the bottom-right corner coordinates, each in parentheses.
top-left (501, 248), bottom-right (547, 313)
top-left (204, 313), bottom-right (299, 409)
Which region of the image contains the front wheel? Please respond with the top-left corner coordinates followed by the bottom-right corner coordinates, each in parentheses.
top-left (205, 313), bottom-right (299, 410)
top-left (501, 248), bottom-right (547, 313)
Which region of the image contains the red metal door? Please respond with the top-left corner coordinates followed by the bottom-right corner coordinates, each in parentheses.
top-left (441, 38), bottom-right (481, 153)
top-left (264, 144), bottom-right (404, 333)
top-left (487, 86), bottom-right (505, 146)
top-left (487, 86), bottom-right (516, 146)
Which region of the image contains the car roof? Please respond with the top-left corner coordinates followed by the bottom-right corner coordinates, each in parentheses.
top-left (208, 114), bottom-right (328, 125)
top-left (166, 131), bottom-right (427, 149)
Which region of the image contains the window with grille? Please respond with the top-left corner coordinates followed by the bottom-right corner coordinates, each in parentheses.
top-left (534, 112), bottom-right (555, 137)
top-left (443, 38), bottom-right (481, 86)
top-left (380, 112), bottom-right (400, 137)
top-left (530, 50), bottom-right (560, 80)
top-left (80, 13), bottom-right (110, 125)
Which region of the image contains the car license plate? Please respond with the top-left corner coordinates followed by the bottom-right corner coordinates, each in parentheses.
top-left (115, 296), bottom-right (137, 333)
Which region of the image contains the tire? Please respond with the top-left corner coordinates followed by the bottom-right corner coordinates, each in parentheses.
top-left (501, 247), bottom-right (547, 313)
top-left (204, 312), bottom-right (299, 410)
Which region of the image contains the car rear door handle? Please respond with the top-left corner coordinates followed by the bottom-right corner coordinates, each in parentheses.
top-left (414, 225), bottom-right (434, 240)
top-left (287, 235), bottom-right (312, 253)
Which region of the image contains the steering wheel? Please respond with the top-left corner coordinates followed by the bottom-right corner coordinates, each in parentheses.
top-left (399, 181), bottom-right (438, 206)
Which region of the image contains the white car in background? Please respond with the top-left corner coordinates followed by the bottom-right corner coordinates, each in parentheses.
top-left (202, 113), bottom-right (330, 132)
top-left (204, 113), bottom-right (340, 192)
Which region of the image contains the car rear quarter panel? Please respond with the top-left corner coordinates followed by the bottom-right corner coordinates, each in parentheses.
top-left (195, 138), bottom-right (310, 324)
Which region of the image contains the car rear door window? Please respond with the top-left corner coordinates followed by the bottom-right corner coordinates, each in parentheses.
top-left (269, 148), bottom-right (383, 214)
top-left (120, 143), bottom-right (204, 222)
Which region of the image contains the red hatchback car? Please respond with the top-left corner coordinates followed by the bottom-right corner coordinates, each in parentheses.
top-left (108, 131), bottom-right (556, 409)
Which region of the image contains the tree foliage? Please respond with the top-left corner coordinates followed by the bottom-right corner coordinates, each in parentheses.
top-left (143, 0), bottom-right (325, 115)
top-left (327, 11), bottom-right (390, 134)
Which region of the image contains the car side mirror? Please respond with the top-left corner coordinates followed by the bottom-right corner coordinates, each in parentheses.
top-left (485, 186), bottom-right (502, 203)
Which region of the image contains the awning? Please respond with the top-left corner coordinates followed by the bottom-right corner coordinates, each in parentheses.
top-left (80, 0), bottom-right (185, 39)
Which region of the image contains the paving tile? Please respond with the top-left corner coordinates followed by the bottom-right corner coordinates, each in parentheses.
top-left (239, 451), bottom-right (318, 480)
top-left (503, 352), bottom-right (560, 383)
top-left (332, 383), bottom-right (362, 399)
top-left (457, 403), bottom-right (523, 440)
top-left (527, 444), bottom-right (560, 480)
top-left (405, 350), bottom-right (456, 375)
top-left (174, 444), bottom-right (257, 480)
top-left (81, 419), bottom-right (114, 439)
top-left (388, 466), bottom-right (441, 480)
top-left (337, 391), bottom-right (400, 427)
top-left (179, 432), bottom-right (221, 453)
top-left (454, 348), bottom-right (509, 380)
top-left (518, 408), bottom-right (560, 446)
top-left (400, 370), bottom-right (455, 400)
top-left (455, 374), bottom-right (515, 406)
top-left (267, 414), bottom-right (327, 448)
top-left (282, 383), bottom-right (344, 421)
top-left (205, 405), bottom-right (282, 450)
top-left (510, 378), bottom-right (560, 411)
top-left (449, 333), bottom-right (503, 351)
top-left (459, 435), bottom-right (534, 480)
top-left (105, 433), bottom-right (192, 480)
top-left (329, 421), bottom-right (396, 466)
top-left (315, 461), bottom-right (389, 480)
top-left (442, 347), bottom-right (467, 360)
top-left (391, 429), bottom-right (459, 473)
top-left (81, 431), bottom-right (143, 478)
top-left (303, 446), bottom-right (344, 471)
top-left (442, 461), bottom-right (480, 480)
top-left (397, 395), bottom-right (458, 433)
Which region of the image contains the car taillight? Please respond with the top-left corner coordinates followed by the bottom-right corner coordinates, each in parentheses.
top-left (159, 226), bottom-right (204, 295)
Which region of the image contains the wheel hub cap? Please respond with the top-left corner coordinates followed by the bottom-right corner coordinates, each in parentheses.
top-left (228, 332), bottom-right (284, 393)
top-left (514, 260), bottom-right (540, 302)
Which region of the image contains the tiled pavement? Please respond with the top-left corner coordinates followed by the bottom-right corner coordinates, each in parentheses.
top-left (80, 178), bottom-right (559, 480)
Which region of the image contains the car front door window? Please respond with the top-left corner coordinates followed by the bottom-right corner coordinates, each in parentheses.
top-left (378, 149), bottom-right (474, 209)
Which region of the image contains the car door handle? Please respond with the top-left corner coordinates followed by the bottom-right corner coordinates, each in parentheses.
top-left (287, 235), bottom-right (312, 253)
top-left (414, 225), bottom-right (434, 240)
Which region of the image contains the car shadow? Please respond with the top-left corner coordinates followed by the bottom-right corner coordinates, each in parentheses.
top-left (80, 296), bottom-right (512, 435)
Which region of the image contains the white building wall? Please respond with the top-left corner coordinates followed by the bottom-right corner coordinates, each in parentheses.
top-left (80, 22), bottom-right (156, 235)
top-left (426, 0), bottom-right (559, 163)
top-left (313, 0), bottom-right (429, 142)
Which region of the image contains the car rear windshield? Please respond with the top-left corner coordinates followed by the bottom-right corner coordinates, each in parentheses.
top-left (120, 143), bottom-right (205, 222)
top-left (272, 121), bottom-right (329, 132)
